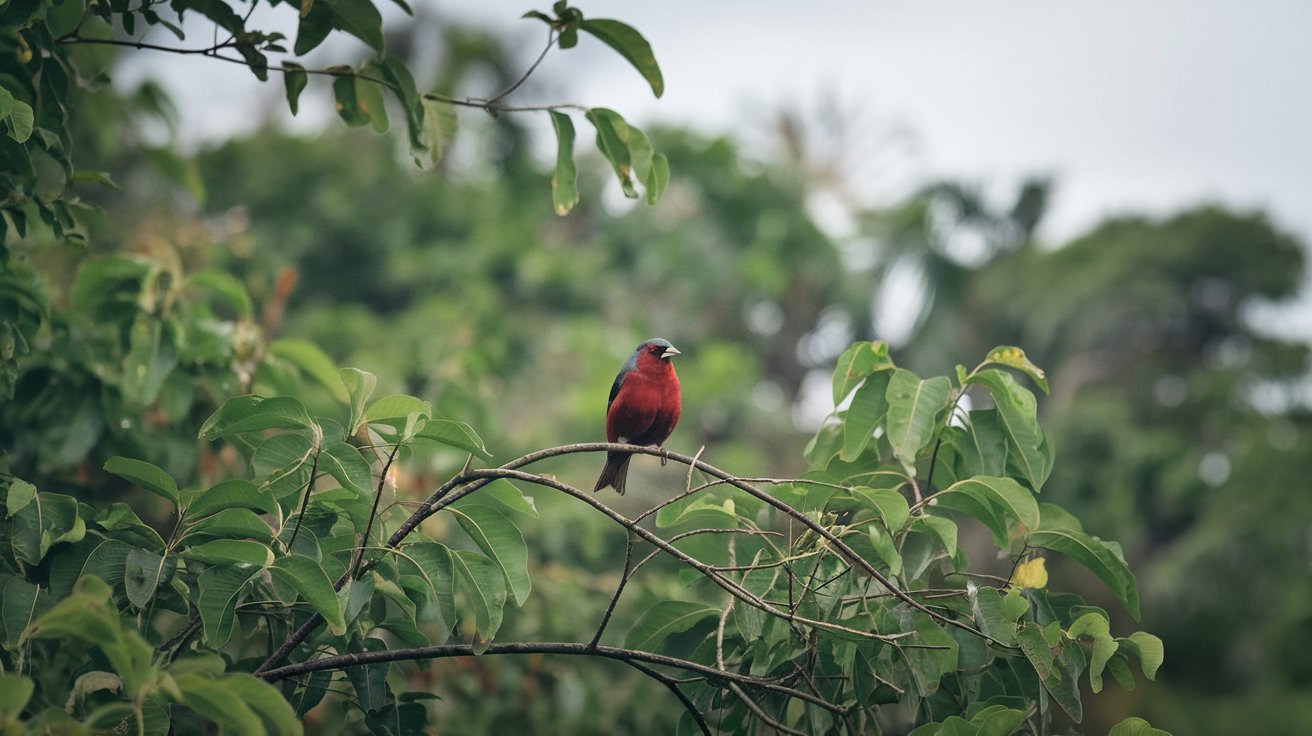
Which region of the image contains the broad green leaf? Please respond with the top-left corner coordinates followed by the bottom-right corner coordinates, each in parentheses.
top-left (1017, 621), bottom-right (1055, 680)
top-left (867, 525), bottom-right (902, 576)
top-left (934, 476), bottom-right (1040, 546)
top-left (579, 19), bottom-right (664, 97)
top-left (188, 270), bottom-right (254, 318)
top-left (216, 673), bottom-right (303, 736)
top-left (344, 637), bottom-right (389, 711)
top-left (972, 705), bottom-right (1029, 736)
top-left (252, 434), bottom-right (316, 499)
top-left (324, 0), bottom-right (385, 51)
top-left (841, 371), bottom-right (891, 460)
top-left (380, 56), bottom-right (424, 151)
top-left (1028, 528), bottom-right (1140, 620)
top-left (585, 107), bottom-right (636, 198)
top-left (196, 566), bottom-right (261, 648)
top-left (1042, 635), bottom-right (1087, 722)
top-left (910, 514), bottom-right (958, 558)
top-left (480, 479), bottom-right (538, 518)
top-left (803, 421), bottom-right (843, 470)
top-left (341, 368), bottom-right (377, 435)
top-left (186, 479), bottom-right (277, 520)
top-left (269, 339), bottom-right (348, 402)
top-left (10, 492), bottom-right (86, 566)
top-left (849, 485), bottom-right (909, 532)
top-left (969, 585), bottom-right (1018, 647)
top-left (983, 345), bottom-right (1049, 394)
top-left (833, 340), bottom-right (893, 404)
top-left (1121, 631), bottom-right (1164, 680)
top-left (548, 110), bottom-right (580, 215)
top-left (121, 316), bottom-right (178, 411)
top-left (1, 578), bottom-right (49, 648)
top-left (283, 62), bottom-right (308, 116)
top-left (321, 441), bottom-right (373, 494)
top-left (901, 612), bottom-right (959, 696)
top-left (3, 99), bottom-right (33, 144)
top-left (271, 554), bottom-right (346, 635)
top-left (1108, 716), bottom-right (1172, 736)
top-left (366, 394), bottom-right (431, 422)
top-left (963, 369), bottom-right (1049, 491)
top-left (180, 539), bottom-right (274, 567)
top-left (24, 577), bottom-right (156, 697)
top-left (646, 153), bottom-right (670, 205)
top-left (294, 0), bottom-right (333, 55)
top-left (356, 64), bottom-right (389, 133)
top-left (187, 508), bottom-right (275, 544)
top-left (624, 601), bottom-right (718, 652)
top-left (419, 97), bottom-right (458, 168)
top-left (399, 542), bottom-right (456, 632)
top-left (1068, 612), bottom-right (1117, 693)
top-left (414, 419), bottom-right (492, 459)
top-left (452, 550), bottom-right (507, 646)
top-left (49, 537), bottom-right (131, 600)
top-left (656, 496), bottom-right (739, 529)
top-left (451, 505), bottom-right (531, 607)
top-left (885, 369), bottom-right (952, 472)
top-left (331, 73), bottom-right (368, 127)
top-left (199, 395), bottom-right (316, 440)
top-left (173, 672), bottom-right (264, 735)
top-left (103, 457), bottom-right (179, 505)
top-left (0, 674), bottom-right (34, 716)
top-left (6, 478), bottom-right (36, 516)
top-left (124, 548), bottom-right (175, 609)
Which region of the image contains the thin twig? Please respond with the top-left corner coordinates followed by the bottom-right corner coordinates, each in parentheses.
top-left (587, 530), bottom-right (635, 649)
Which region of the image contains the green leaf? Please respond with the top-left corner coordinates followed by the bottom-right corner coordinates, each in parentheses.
top-left (252, 434), bottom-right (316, 499)
top-left (963, 369), bottom-right (1050, 491)
top-left (3, 98), bottom-right (34, 144)
top-left (1068, 612), bottom-right (1117, 693)
top-left (414, 419), bottom-right (491, 459)
top-left (451, 505), bottom-right (531, 607)
top-left (6, 478), bottom-right (36, 517)
top-left (972, 705), bottom-right (1029, 736)
top-left (579, 19), bottom-right (664, 97)
top-left (24, 577), bottom-right (156, 697)
top-left (1108, 716), bottom-right (1172, 736)
top-left (910, 514), bottom-right (958, 559)
top-left (481, 480), bottom-right (538, 518)
top-left (0, 674), bottom-right (34, 717)
top-left (187, 508), bottom-right (275, 544)
top-left (1028, 528), bottom-right (1140, 620)
top-left (1121, 631), bottom-right (1164, 680)
top-left (324, 0), bottom-right (385, 52)
top-left (197, 566), bottom-right (261, 647)
top-left (901, 612), bottom-right (959, 696)
top-left (216, 673), bottom-right (303, 736)
top-left (188, 270), bottom-right (254, 318)
top-left (295, 0), bottom-right (333, 54)
top-left (103, 457), bottom-right (179, 505)
top-left (321, 441), bottom-right (373, 494)
top-left (199, 395), bottom-right (316, 440)
top-left (646, 152), bottom-right (670, 205)
top-left (841, 371), bottom-right (891, 460)
top-left (848, 485), bottom-right (909, 532)
top-left (624, 601), bottom-right (718, 652)
top-left (341, 368), bottom-right (377, 435)
top-left (283, 62), bottom-right (308, 116)
top-left (585, 107), bottom-right (636, 198)
top-left (187, 479), bottom-right (277, 520)
top-left (969, 585), bottom-right (1019, 647)
top-left (356, 65), bottom-right (389, 133)
top-left (1017, 621), bottom-right (1055, 680)
top-left (271, 554), bottom-right (347, 636)
top-left (269, 339), bottom-right (348, 402)
top-left (885, 369), bottom-right (952, 472)
top-left (380, 56), bottom-right (424, 151)
top-left (124, 548), bottom-right (175, 609)
top-left (832, 340), bottom-right (893, 404)
top-left (2, 578), bottom-right (49, 648)
top-left (548, 110), bottom-right (580, 215)
top-left (122, 313), bottom-right (181, 412)
top-left (419, 97), bottom-right (458, 168)
top-left (452, 550), bottom-right (507, 646)
top-left (1042, 635), bottom-right (1086, 722)
top-left (366, 394), bottom-right (432, 422)
top-left (332, 73), bottom-right (369, 127)
top-left (173, 672), bottom-right (265, 734)
top-left (983, 345), bottom-right (1049, 394)
top-left (10, 492), bottom-right (86, 566)
top-left (399, 542), bottom-right (456, 633)
top-left (934, 476), bottom-right (1040, 546)
top-left (180, 539), bottom-right (274, 567)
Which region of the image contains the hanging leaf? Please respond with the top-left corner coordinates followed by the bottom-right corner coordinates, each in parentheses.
top-left (579, 19), bottom-right (664, 97)
top-left (548, 110), bottom-right (579, 215)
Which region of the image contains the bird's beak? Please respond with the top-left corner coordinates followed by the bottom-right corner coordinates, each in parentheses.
top-left (661, 346), bottom-right (681, 360)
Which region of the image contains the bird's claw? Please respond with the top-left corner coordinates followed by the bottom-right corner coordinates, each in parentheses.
top-left (659, 447), bottom-right (669, 466)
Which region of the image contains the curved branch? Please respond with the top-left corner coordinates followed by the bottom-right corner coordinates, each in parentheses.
top-left (257, 640), bottom-right (845, 714)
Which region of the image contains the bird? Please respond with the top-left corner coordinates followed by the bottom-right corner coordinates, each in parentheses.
top-left (593, 338), bottom-right (682, 495)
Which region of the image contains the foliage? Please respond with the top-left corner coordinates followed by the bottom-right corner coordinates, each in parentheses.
top-left (0, 267), bottom-right (1171, 736)
top-left (0, 0), bottom-right (663, 257)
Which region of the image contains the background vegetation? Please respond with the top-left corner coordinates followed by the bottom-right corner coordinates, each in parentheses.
top-left (2, 2), bottom-right (1309, 734)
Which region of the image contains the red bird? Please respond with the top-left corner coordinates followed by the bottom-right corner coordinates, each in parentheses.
top-left (593, 338), bottom-right (682, 495)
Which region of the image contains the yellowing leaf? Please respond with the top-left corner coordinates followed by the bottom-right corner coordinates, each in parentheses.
top-left (1010, 557), bottom-right (1048, 589)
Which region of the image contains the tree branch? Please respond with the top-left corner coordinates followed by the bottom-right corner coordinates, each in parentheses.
top-left (256, 640), bottom-right (846, 715)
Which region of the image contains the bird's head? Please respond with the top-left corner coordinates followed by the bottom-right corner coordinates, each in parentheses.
top-left (628, 338), bottom-right (680, 372)
top-left (641, 338), bottom-right (681, 361)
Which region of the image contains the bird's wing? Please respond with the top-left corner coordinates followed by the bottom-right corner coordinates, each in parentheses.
top-left (607, 351), bottom-right (640, 409)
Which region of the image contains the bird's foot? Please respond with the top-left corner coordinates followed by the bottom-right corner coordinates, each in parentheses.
top-left (659, 447), bottom-right (669, 466)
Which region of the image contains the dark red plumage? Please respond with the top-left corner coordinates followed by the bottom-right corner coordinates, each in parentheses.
top-left (593, 338), bottom-right (682, 495)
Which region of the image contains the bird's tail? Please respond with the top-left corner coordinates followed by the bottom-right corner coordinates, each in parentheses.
top-left (593, 452), bottom-right (632, 495)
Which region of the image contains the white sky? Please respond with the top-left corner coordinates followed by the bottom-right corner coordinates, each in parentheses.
top-left (124, 0), bottom-right (1312, 325)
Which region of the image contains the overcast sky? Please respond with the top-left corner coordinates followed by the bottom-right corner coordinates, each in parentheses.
top-left (126, 0), bottom-right (1312, 330)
